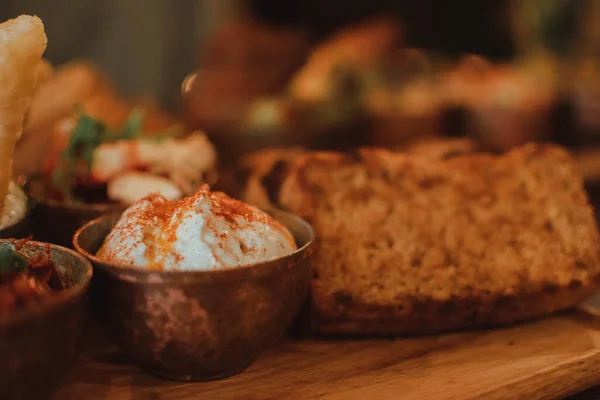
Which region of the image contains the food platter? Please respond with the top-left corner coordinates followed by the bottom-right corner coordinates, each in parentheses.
top-left (4, 8), bottom-right (600, 400)
top-left (42, 155), bottom-right (600, 400)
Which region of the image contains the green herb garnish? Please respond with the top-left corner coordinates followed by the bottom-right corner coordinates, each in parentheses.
top-left (51, 110), bottom-right (108, 201)
top-left (50, 106), bottom-right (184, 202)
top-left (119, 108), bottom-right (145, 140)
top-left (51, 107), bottom-right (146, 201)
top-left (0, 245), bottom-right (28, 275)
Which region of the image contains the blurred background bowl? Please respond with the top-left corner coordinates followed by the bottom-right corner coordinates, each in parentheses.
top-left (26, 177), bottom-right (126, 248)
top-left (73, 209), bottom-right (314, 381)
top-left (31, 200), bottom-right (125, 249)
top-left (0, 240), bottom-right (93, 400)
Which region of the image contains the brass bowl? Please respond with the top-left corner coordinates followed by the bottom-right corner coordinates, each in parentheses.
top-left (0, 240), bottom-right (93, 400)
top-left (73, 210), bottom-right (314, 381)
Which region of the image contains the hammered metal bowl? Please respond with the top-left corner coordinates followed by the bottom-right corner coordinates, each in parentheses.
top-left (0, 240), bottom-right (93, 400)
top-left (73, 209), bottom-right (313, 381)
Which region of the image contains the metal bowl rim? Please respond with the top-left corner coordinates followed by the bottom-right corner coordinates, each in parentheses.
top-left (73, 209), bottom-right (314, 283)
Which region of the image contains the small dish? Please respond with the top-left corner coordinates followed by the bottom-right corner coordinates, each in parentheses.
top-left (73, 209), bottom-right (314, 381)
top-left (26, 176), bottom-right (125, 247)
top-left (0, 239), bottom-right (93, 400)
top-left (31, 197), bottom-right (125, 248)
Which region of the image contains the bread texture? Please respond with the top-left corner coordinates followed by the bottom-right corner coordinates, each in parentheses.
top-left (236, 147), bottom-right (307, 209)
top-left (236, 138), bottom-right (477, 210)
top-left (276, 143), bottom-right (600, 335)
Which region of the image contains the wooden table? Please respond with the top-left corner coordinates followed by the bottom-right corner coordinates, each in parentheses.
top-left (53, 308), bottom-right (600, 400)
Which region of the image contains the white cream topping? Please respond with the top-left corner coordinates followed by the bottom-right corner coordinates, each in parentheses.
top-left (97, 186), bottom-right (296, 271)
top-left (107, 172), bottom-right (182, 204)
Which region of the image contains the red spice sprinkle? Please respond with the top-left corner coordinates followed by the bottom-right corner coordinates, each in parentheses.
top-left (130, 185), bottom-right (278, 230)
top-left (8, 238), bottom-right (52, 268)
top-left (100, 184), bottom-right (295, 268)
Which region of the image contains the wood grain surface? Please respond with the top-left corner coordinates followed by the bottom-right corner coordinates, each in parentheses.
top-left (52, 310), bottom-right (600, 400)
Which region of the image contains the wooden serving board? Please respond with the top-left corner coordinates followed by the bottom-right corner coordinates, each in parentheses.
top-left (53, 308), bottom-right (600, 400)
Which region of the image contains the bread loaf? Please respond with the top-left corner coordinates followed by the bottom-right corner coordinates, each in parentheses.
top-left (236, 138), bottom-right (477, 209)
top-left (276, 143), bottom-right (600, 335)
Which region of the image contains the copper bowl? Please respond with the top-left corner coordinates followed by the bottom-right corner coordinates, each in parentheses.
top-left (31, 199), bottom-right (124, 248)
top-left (73, 210), bottom-right (314, 381)
top-left (0, 240), bottom-right (93, 400)
top-left (26, 178), bottom-right (125, 248)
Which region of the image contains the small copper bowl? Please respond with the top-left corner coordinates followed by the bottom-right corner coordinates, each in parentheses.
top-left (0, 240), bottom-right (93, 400)
top-left (31, 199), bottom-right (124, 248)
top-left (73, 210), bottom-right (313, 381)
top-left (25, 177), bottom-right (125, 248)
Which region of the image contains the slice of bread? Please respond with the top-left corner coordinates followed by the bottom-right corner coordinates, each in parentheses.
top-left (235, 138), bottom-right (477, 210)
top-left (237, 147), bottom-right (307, 209)
top-left (278, 143), bottom-right (600, 335)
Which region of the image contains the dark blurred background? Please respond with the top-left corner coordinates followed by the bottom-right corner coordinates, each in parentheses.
top-left (250, 0), bottom-right (513, 59)
top-left (0, 0), bottom-right (515, 110)
top-left (6, 0), bottom-right (600, 171)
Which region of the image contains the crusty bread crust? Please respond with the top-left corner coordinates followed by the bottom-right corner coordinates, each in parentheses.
top-left (238, 138), bottom-right (477, 209)
top-left (279, 143), bottom-right (600, 336)
top-left (306, 276), bottom-right (600, 336)
top-left (217, 147), bottom-right (307, 209)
